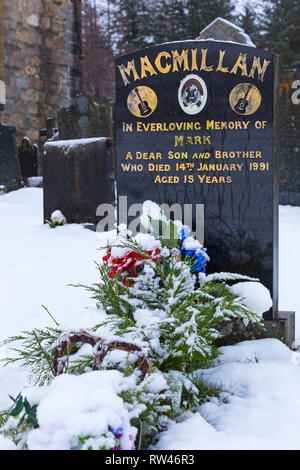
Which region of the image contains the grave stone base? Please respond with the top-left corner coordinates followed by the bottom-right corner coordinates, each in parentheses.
top-left (43, 137), bottom-right (115, 224)
top-left (216, 311), bottom-right (295, 349)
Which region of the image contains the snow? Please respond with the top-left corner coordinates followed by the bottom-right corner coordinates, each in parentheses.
top-left (279, 205), bottom-right (300, 338)
top-left (24, 371), bottom-right (136, 450)
top-left (44, 137), bottom-right (107, 150)
top-left (155, 339), bottom-right (300, 450)
top-left (0, 434), bottom-right (16, 450)
top-left (0, 188), bottom-right (300, 449)
top-left (27, 176), bottom-right (43, 187)
top-left (230, 282), bottom-right (273, 317)
top-left (182, 236), bottom-right (201, 251)
top-left (144, 372), bottom-right (168, 394)
top-left (0, 188), bottom-right (106, 409)
top-left (140, 200), bottom-right (167, 231)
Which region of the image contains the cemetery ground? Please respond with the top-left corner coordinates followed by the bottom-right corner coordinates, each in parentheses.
top-left (0, 187), bottom-right (300, 450)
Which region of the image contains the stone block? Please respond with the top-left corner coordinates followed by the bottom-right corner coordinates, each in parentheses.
top-left (43, 137), bottom-right (115, 224)
top-left (215, 311), bottom-right (295, 349)
top-left (197, 17), bottom-right (255, 46)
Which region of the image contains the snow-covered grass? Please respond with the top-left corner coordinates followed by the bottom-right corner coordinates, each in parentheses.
top-left (279, 205), bottom-right (300, 338)
top-left (0, 188), bottom-right (106, 410)
top-left (0, 188), bottom-right (300, 450)
top-left (155, 339), bottom-right (300, 450)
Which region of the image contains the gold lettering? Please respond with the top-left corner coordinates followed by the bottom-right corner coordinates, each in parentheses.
top-left (154, 51), bottom-right (171, 74)
top-left (200, 49), bottom-right (214, 71)
top-left (191, 49), bottom-right (198, 71)
top-left (249, 57), bottom-right (270, 82)
top-left (230, 53), bottom-right (248, 76)
top-left (118, 60), bottom-right (139, 85)
top-left (216, 50), bottom-right (229, 73)
top-left (172, 49), bottom-right (189, 72)
top-left (140, 55), bottom-right (158, 78)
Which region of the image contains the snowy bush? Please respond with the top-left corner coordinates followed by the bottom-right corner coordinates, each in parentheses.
top-left (0, 201), bottom-right (269, 450)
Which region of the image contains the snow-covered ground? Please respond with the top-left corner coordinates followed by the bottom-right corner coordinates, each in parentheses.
top-left (1, 188), bottom-right (300, 450)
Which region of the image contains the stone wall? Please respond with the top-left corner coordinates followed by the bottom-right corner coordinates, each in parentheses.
top-left (0, 0), bottom-right (82, 142)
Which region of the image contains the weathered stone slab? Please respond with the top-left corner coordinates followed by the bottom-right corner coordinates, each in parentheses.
top-left (216, 311), bottom-right (295, 349)
top-left (43, 137), bottom-right (115, 224)
top-left (278, 71), bottom-right (300, 206)
top-left (0, 121), bottom-right (22, 191)
top-left (197, 17), bottom-right (255, 46)
top-left (18, 137), bottom-right (38, 178)
top-left (58, 93), bottom-right (112, 140)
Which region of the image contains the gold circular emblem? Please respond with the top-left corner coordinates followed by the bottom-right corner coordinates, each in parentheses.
top-left (229, 83), bottom-right (261, 116)
top-left (127, 86), bottom-right (157, 118)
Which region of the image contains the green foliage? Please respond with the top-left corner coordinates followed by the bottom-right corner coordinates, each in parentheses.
top-left (74, 262), bottom-right (131, 317)
top-left (73, 432), bottom-right (120, 450)
top-left (237, 2), bottom-right (264, 46)
top-left (149, 216), bottom-right (179, 250)
top-left (1, 326), bottom-right (62, 385)
top-left (8, 393), bottom-right (38, 428)
top-left (90, 239), bottom-right (262, 378)
top-left (185, 0), bottom-right (235, 38)
top-left (0, 411), bottom-right (9, 428)
top-left (261, 0), bottom-right (300, 73)
top-left (46, 218), bottom-right (66, 229)
top-left (0, 394), bottom-right (38, 449)
top-left (122, 374), bottom-right (171, 449)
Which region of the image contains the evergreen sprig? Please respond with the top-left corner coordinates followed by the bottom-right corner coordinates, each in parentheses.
top-left (1, 327), bottom-right (61, 385)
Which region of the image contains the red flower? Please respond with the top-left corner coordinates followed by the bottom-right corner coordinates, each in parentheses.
top-left (103, 247), bottom-right (161, 285)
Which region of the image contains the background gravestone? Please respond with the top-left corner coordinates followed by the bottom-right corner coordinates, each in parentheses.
top-left (43, 137), bottom-right (115, 225)
top-left (278, 71), bottom-right (300, 206)
top-left (58, 93), bottom-right (113, 140)
top-left (116, 39), bottom-right (278, 319)
top-left (18, 137), bottom-right (38, 179)
top-left (0, 122), bottom-right (22, 191)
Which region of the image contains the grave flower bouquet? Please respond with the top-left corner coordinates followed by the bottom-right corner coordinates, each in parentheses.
top-left (102, 200), bottom-right (209, 288)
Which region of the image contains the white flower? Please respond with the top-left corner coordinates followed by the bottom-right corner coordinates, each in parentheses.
top-left (50, 210), bottom-right (66, 225)
top-left (140, 200), bottom-right (167, 231)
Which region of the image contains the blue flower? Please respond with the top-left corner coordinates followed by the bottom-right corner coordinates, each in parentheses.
top-left (109, 426), bottom-right (123, 437)
top-left (179, 225), bottom-right (190, 241)
top-left (180, 236), bottom-right (208, 273)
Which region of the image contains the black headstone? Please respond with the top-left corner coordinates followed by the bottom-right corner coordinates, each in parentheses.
top-left (58, 93), bottom-right (112, 140)
top-left (0, 122), bottom-right (22, 191)
top-left (115, 41), bottom-right (278, 318)
top-left (18, 137), bottom-right (38, 179)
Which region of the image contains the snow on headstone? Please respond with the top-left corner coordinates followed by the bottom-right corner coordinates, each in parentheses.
top-left (231, 282), bottom-right (273, 317)
top-left (197, 17), bottom-right (255, 47)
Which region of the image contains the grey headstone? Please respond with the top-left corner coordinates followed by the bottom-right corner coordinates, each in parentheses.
top-left (58, 93), bottom-right (112, 140)
top-left (197, 17), bottom-right (255, 46)
top-left (0, 122), bottom-right (22, 191)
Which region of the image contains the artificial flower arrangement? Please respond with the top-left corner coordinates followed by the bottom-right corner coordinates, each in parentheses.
top-left (0, 201), bottom-right (270, 450)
